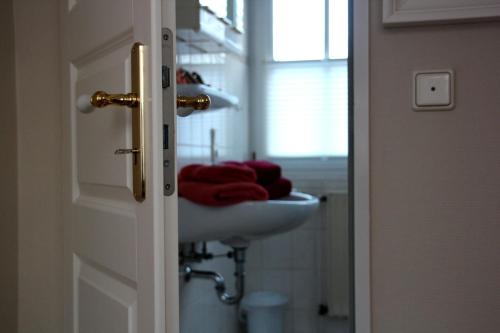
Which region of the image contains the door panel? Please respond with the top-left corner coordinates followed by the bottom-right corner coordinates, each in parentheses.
top-left (73, 204), bottom-right (137, 281)
top-left (75, 45), bottom-right (133, 192)
top-left (68, 0), bottom-right (133, 61)
top-left (77, 258), bottom-right (137, 333)
top-left (60, 0), bottom-right (174, 331)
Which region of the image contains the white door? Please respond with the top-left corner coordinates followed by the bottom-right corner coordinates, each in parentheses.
top-left (60, 0), bottom-right (179, 332)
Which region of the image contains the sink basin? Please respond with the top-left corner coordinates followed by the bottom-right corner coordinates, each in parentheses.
top-left (178, 192), bottom-right (319, 246)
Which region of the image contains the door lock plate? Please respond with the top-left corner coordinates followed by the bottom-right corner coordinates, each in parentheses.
top-left (162, 28), bottom-right (176, 197)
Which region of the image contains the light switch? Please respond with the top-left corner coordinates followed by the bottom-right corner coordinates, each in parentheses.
top-left (412, 70), bottom-right (454, 111)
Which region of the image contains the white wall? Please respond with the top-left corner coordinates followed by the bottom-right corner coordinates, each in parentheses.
top-left (14, 0), bottom-right (63, 332)
top-left (370, 3), bottom-right (500, 332)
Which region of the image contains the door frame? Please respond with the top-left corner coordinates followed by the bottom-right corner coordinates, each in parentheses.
top-left (353, 0), bottom-right (371, 332)
top-left (161, 1), bottom-right (180, 333)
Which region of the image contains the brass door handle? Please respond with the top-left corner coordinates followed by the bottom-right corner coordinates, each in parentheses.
top-left (91, 91), bottom-right (139, 108)
top-left (76, 43), bottom-right (146, 202)
top-left (76, 91), bottom-right (139, 113)
top-left (177, 94), bottom-right (211, 110)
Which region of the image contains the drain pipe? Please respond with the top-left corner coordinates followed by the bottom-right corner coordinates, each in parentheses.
top-left (182, 247), bottom-right (246, 305)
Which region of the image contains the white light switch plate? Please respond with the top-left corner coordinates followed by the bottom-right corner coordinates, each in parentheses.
top-left (412, 69), bottom-right (454, 111)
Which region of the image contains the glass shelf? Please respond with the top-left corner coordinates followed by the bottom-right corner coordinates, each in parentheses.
top-left (176, 4), bottom-right (245, 56)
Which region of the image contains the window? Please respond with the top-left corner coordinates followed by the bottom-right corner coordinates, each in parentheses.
top-left (272, 0), bottom-right (325, 61)
top-left (257, 0), bottom-right (349, 158)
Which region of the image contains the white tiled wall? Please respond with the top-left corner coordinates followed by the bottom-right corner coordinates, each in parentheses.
top-left (245, 196), bottom-right (349, 333)
top-left (179, 241), bottom-right (240, 333)
top-left (176, 43), bottom-right (348, 333)
top-left (177, 52), bottom-right (250, 333)
top-left (179, 197), bottom-right (348, 333)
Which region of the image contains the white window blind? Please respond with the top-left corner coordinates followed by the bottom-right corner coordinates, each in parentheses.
top-left (264, 60), bottom-right (348, 157)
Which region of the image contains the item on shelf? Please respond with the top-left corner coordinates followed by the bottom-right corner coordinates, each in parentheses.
top-left (176, 3), bottom-right (245, 56)
top-left (191, 72), bottom-right (205, 84)
top-left (176, 68), bottom-right (206, 84)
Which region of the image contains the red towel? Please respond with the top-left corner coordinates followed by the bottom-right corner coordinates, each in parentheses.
top-left (179, 181), bottom-right (269, 206)
top-left (243, 160), bottom-right (281, 185)
top-left (264, 177), bottom-right (292, 199)
top-left (178, 164), bottom-right (203, 182)
top-left (179, 164), bottom-right (257, 184)
top-left (222, 161), bottom-right (247, 168)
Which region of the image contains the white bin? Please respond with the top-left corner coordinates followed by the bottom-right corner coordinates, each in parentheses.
top-left (240, 291), bottom-right (288, 333)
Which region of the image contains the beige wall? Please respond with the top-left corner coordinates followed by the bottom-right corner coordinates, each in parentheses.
top-left (14, 0), bottom-right (63, 332)
top-left (370, 3), bottom-right (500, 333)
top-left (0, 0), bottom-right (18, 331)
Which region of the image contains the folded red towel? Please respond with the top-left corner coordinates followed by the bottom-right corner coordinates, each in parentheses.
top-left (243, 160), bottom-right (281, 185)
top-left (178, 164), bottom-right (203, 182)
top-left (179, 164), bottom-right (257, 184)
top-left (222, 161), bottom-right (246, 168)
top-left (264, 177), bottom-right (292, 199)
top-left (179, 181), bottom-right (269, 206)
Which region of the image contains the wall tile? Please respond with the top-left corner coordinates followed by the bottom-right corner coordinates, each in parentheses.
top-left (292, 230), bottom-right (316, 270)
top-left (245, 269), bottom-right (262, 294)
top-left (260, 232), bottom-right (293, 269)
top-left (284, 309), bottom-right (294, 333)
top-left (216, 305), bottom-right (239, 333)
top-left (292, 270), bottom-right (319, 310)
top-left (293, 309), bottom-right (319, 333)
top-left (245, 240), bottom-right (262, 270)
top-left (180, 303), bottom-right (218, 333)
top-left (260, 270), bottom-right (293, 304)
top-left (319, 317), bottom-right (349, 333)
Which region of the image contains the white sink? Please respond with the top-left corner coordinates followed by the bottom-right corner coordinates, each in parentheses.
top-left (178, 192), bottom-right (319, 246)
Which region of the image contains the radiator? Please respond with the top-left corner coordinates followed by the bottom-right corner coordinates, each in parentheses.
top-left (323, 192), bottom-right (349, 318)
